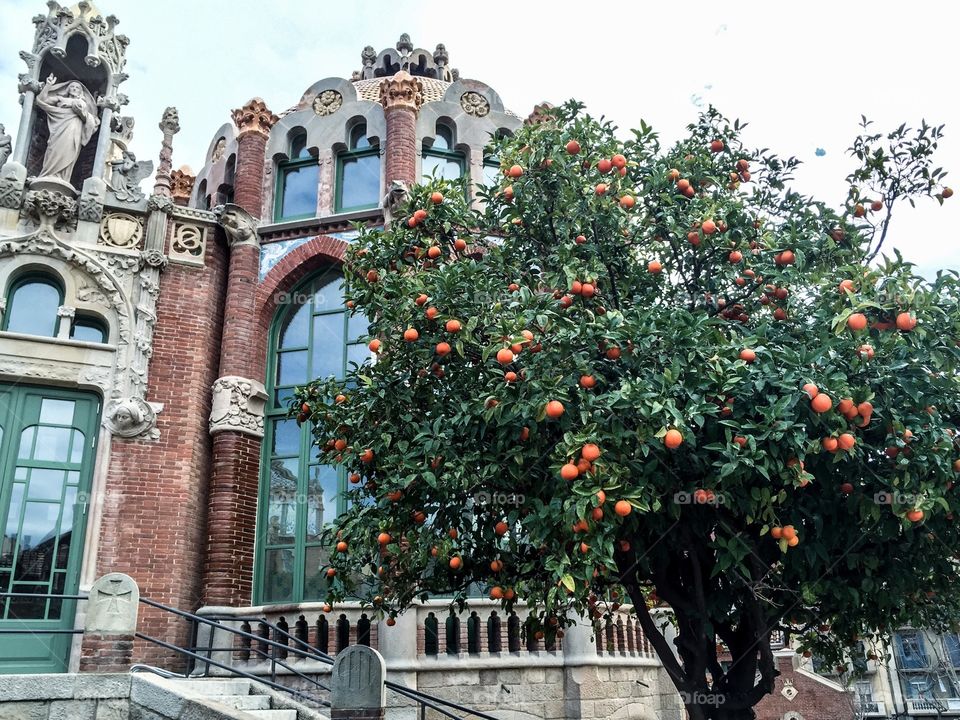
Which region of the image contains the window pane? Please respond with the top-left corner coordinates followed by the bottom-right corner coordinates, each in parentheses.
top-left (69, 429), bottom-right (85, 464)
top-left (6, 281), bottom-right (60, 336)
top-left (433, 127), bottom-right (452, 150)
top-left (279, 302), bottom-right (310, 349)
top-left (70, 320), bottom-right (106, 343)
top-left (19, 502), bottom-right (60, 551)
top-left (262, 548), bottom-right (295, 603)
top-left (347, 342), bottom-right (370, 370)
top-left (290, 134), bottom-right (308, 159)
top-left (27, 469), bottom-right (65, 501)
top-left (277, 350), bottom-right (307, 386)
top-left (483, 162), bottom-right (500, 186)
top-left (271, 419), bottom-right (300, 457)
top-left (351, 126), bottom-right (371, 149)
top-left (306, 465), bottom-right (338, 540)
top-left (311, 314), bottom-right (345, 379)
top-left (347, 312), bottom-right (368, 341)
top-left (302, 545), bottom-right (329, 600)
top-left (423, 153), bottom-right (462, 182)
top-left (33, 426), bottom-right (72, 462)
top-left (280, 163), bottom-right (319, 219)
top-left (266, 457), bottom-right (299, 544)
top-left (339, 154), bottom-right (380, 210)
top-left (312, 276), bottom-right (345, 314)
top-left (39, 399), bottom-right (74, 425)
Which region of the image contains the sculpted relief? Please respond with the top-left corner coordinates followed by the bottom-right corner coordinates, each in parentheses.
top-left (35, 75), bottom-right (100, 183)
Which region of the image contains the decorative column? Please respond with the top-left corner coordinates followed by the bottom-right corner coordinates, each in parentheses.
top-left (379, 71), bottom-right (423, 190)
top-left (152, 107), bottom-right (180, 198)
top-left (204, 98), bottom-right (276, 607)
top-left (11, 77), bottom-right (41, 165)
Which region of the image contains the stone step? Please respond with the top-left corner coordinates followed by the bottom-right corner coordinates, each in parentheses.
top-left (247, 710), bottom-right (299, 720)
top-left (166, 678), bottom-right (253, 697)
top-left (208, 693), bottom-right (273, 710)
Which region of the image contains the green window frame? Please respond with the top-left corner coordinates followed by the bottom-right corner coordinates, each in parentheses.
top-left (335, 124), bottom-right (380, 213)
top-left (254, 270), bottom-right (369, 605)
top-left (69, 315), bottom-right (108, 344)
top-left (422, 124), bottom-right (466, 189)
top-left (274, 132), bottom-right (319, 222)
top-left (3, 274), bottom-right (63, 338)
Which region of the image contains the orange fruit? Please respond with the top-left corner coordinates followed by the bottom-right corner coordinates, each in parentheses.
top-left (504, 371), bottom-right (517, 383)
top-left (427, 246), bottom-right (442, 259)
top-left (614, 500), bottom-right (632, 517)
top-left (664, 428), bottom-right (683, 449)
top-left (579, 375), bottom-right (596, 388)
top-left (906, 509), bottom-right (924, 523)
top-left (838, 433), bottom-right (856, 451)
top-left (837, 398), bottom-right (855, 415)
top-left (605, 346), bottom-right (621, 360)
top-left (770, 526), bottom-right (783, 539)
top-left (581, 282), bottom-right (596, 298)
top-left (377, 532), bottom-right (392, 545)
top-left (838, 279), bottom-right (855, 293)
top-left (619, 195), bottom-right (635, 209)
top-left (415, 294), bottom-right (428, 306)
top-left (702, 219), bottom-right (717, 235)
top-left (490, 559), bottom-right (503, 572)
top-left (368, 338), bottom-right (381, 353)
top-left (403, 327), bottom-right (419, 342)
top-left (648, 260), bottom-right (662, 273)
top-left (787, 536), bottom-right (799, 547)
top-left (507, 165), bottom-right (523, 178)
top-left (582, 443), bottom-right (601, 462)
top-left (425, 306), bottom-right (439, 320)
top-left (496, 348), bottom-right (515, 365)
top-left (896, 312), bottom-right (917, 331)
top-left (802, 383), bottom-right (819, 399)
top-left (822, 436), bottom-right (839, 452)
top-left (710, 139), bottom-right (724, 152)
top-left (360, 448), bottom-right (374, 463)
top-left (728, 250), bottom-right (743, 263)
top-left (490, 586), bottom-right (504, 600)
top-left (739, 348), bottom-right (757, 363)
top-left (545, 400), bottom-right (565, 418)
top-left (597, 158), bottom-right (612, 174)
top-left (612, 154), bottom-right (627, 169)
top-left (811, 394), bottom-right (833, 413)
top-left (454, 238), bottom-right (467, 251)
top-left (495, 521), bottom-right (508, 536)
top-left (560, 462), bottom-right (579, 481)
top-left (449, 556), bottom-right (462, 570)
top-left (847, 313), bottom-right (867, 331)
top-left (436, 342), bottom-right (451, 356)
top-left (431, 191), bottom-right (444, 204)
top-left (336, 541), bottom-right (348, 553)
top-left (595, 183), bottom-right (607, 195)
top-left (566, 140), bottom-right (581, 154)
top-left (781, 525), bottom-right (797, 541)
top-left (445, 319), bottom-right (462, 333)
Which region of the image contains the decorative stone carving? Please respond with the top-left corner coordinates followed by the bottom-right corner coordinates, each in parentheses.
top-left (313, 90), bottom-right (343, 117)
top-left (0, 168), bottom-right (25, 210)
top-left (111, 114), bottom-right (135, 145)
top-left (231, 98), bottom-right (278, 138)
top-left (0, 124), bottom-right (10, 168)
top-left (57, 304), bottom-right (76, 320)
top-left (104, 397), bottom-right (158, 439)
top-left (108, 149), bottom-right (152, 202)
top-left (34, 75), bottom-right (101, 183)
top-left (211, 137), bottom-right (226, 162)
top-left (169, 222), bottom-right (206, 263)
top-left (22, 188), bottom-right (78, 230)
top-left (170, 167), bottom-right (195, 203)
top-left (379, 71), bottom-right (423, 113)
top-left (152, 107), bottom-right (180, 198)
top-left (781, 679), bottom-right (798, 701)
top-left (99, 213), bottom-right (143, 249)
top-left (85, 573), bottom-right (139, 635)
top-left (382, 180), bottom-right (409, 227)
top-left (209, 376), bottom-right (268, 437)
top-left (78, 177), bottom-right (106, 223)
top-left (526, 101), bottom-right (555, 126)
top-left (147, 194), bottom-right (174, 214)
top-left (396, 33), bottom-right (413, 56)
top-left (460, 91), bottom-right (490, 117)
top-left (140, 248), bottom-right (167, 269)
top-left (216, 203), bottom-right (259, 248)
top-left (360, 45), bottom-right (377, 80)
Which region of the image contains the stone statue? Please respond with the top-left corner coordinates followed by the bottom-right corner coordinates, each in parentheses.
top-left (109, 149), bottom-right (153, 202)
top-left (382, 179), bottom-right (409, 227)
top-left (0, 125), bottom-right (11, 169)
top-left (104, 397), bottom-right (158, 439)
top-left (360, 45), bottom-right (377, 80)
top-left (35, 75), bottom-right (100, 183)
top-left (216, 203), bottom-right (259, 248)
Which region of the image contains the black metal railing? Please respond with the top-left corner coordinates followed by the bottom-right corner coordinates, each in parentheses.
top-left (0, 590), bottom-right (498, 720)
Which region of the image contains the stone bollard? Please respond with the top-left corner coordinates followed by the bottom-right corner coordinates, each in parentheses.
top-left (79, 573), bottom-right (140, 672)
top-left (330, 644), bottom-right (387, 720)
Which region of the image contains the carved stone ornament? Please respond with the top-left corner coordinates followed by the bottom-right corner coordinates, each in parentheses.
top-left (382, 179), bottom-right (409, 227)
top-left (99, 212), bottom-right (143, 248)
top-left (170, 222), bottom-right (205, 262)
top-left (379, 71), bottom-right (423, 113)
top-left (780, 679), bottom-right (798, 701)
top-left (460, 91), bottom-right (490, 117)
top-left (140, 248), bottom-right (167, 269)
top-left (231, 98), bottom-right (278, 138)
top-left (170, 167), bottom-right (195, 202)
top-left (28, 3), bottom-right (130, 81)
top-left (103, 396), bottom-right (159, 440)
top-left (526, 101), bottom-right (555, 126)
top-left (0, 174), bottom-right (25, 210)
top-left (215, 203), bottom-right (259, 248)
top-left (108, 149), bottom-right (152, 202)
top-left (211, 137), bottom-right (226, 162)
top-left (147, 194), bottom-right (174, 214)
top-left (22, 188), bottom-right (78, 230)
top-left (209, 376), bottom-right (268, 437)
top-left (86, 573), bottom-right (139, 635)
top-left (313, 89), bottom-right (343, 117)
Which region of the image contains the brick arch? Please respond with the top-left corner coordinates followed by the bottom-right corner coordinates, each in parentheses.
top-left (253, 235), bottom-right (349, 378)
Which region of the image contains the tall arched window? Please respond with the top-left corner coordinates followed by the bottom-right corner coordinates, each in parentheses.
top-left (336, 124), bottom-right (380, 213)
top-left (275, 131), bottom-right (319, 222)
top-left (3, 275), bottom-right (63, 337)
top-left (256, 270), bottom-right (369, 604)
top-left (423, 124), bottom-right (465, 183)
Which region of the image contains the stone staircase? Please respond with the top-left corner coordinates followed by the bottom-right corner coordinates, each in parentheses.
top-left (131, 673), bottom-right (330, 720)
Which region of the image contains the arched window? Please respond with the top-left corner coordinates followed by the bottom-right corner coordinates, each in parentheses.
top-left (69, 315), bottom-right (108, 344)
top-left (482, 130), bottom-right (512, 187)
top-left (196, 179), bottom-right (210, 210)
top-left (218, 155), bottom-right (236, 205)
top-left (4, 275), bottom-right (63, 337)
top-left (256, 270), bottom-right (369, 604)
top-left (336, 124), bottom-right (380, 213)
top-left (423, 123), bottom-right (465, 183)
top-left (275, 131), bottom-right (319, 222)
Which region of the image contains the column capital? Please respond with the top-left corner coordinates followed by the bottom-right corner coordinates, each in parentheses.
top-left (170, 166), bottom-right (195, 206)
top-left (209, 375), bottom-right (268, 437)
top-left (379, 71), bottom-right (423, 114)
top-left (231, 97), bottom-right (279, 138)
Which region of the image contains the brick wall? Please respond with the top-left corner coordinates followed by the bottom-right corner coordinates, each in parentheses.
top-left (93, 228), bottom-right (227, 669)
top-left (234, 130), bottom-right (268, 220)
top-left (79, 633), bottom-right (134, 672)
top-left (755, 654), bottom-right (854, 720)
top-left (383, 107), bottom-right (417, 189)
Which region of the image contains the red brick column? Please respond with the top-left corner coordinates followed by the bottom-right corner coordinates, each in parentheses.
top-left (204, 98), bottom-right (278, 608)
top-left (380, 71), bottom-right (423, 189)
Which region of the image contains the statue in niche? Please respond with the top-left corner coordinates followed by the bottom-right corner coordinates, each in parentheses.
top-left (109, 149), bottom-right (153, 202)
top-left (35, 75), bottom-right (100, 183)
top-left (0, 125), bottom-right (11, 168)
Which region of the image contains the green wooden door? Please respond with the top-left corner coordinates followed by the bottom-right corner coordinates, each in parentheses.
top-left (0, 384), bottom-right (100, 673)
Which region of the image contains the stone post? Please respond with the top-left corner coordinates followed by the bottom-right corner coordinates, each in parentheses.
top-left (153, 107), bottom-right (181, 198)
top-left (203, 98), bottom-right (277, 607)
top-left (331, 645), bottom-right (386, 720)
top-left (79, 573), bottom-right (140, 672)
top-left (11, 77), bottom-right (41, 165)
top-left (379, 71), bottom-right (423, 190)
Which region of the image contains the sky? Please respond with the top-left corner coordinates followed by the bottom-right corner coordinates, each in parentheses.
top-left (0, 0), bottom-right (957, 276)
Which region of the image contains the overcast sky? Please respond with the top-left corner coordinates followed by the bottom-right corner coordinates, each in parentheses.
top-left (1, 1), bottom-right (956, 276)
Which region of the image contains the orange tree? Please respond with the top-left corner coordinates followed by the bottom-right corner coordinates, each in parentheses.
top-left (295, 101), bottom-right (959, 720)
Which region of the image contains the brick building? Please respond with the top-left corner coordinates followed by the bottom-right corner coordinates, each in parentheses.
top-left (0, 3), bottom-right (915, 719)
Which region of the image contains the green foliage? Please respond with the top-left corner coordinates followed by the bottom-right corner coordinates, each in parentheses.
top-left (294, 100), bottom-right (959, 711)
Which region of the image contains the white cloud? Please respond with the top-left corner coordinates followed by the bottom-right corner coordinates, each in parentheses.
top-left (1, 0), bottom-right (956, 275)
